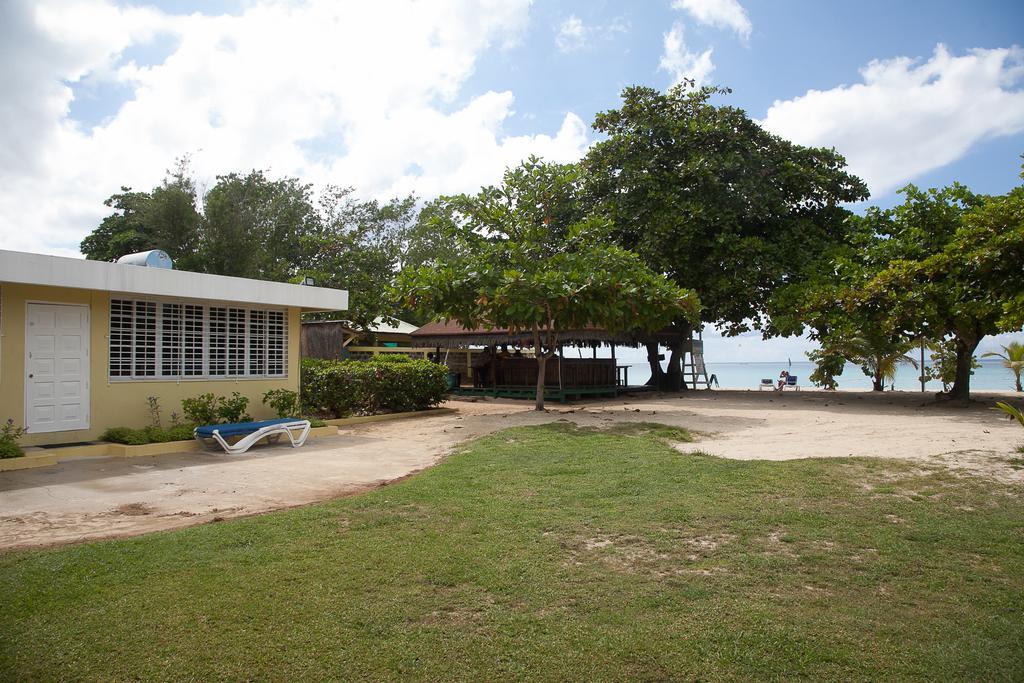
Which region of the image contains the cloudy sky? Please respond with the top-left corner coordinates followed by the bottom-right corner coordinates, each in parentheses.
top-left (2, 0), bottom-right (1022, 360)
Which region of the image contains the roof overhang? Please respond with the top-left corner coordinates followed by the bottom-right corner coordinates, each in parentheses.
top-left (0, 249), bottom-right (348, 313)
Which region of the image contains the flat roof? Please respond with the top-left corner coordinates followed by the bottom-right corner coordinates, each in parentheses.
top-left (0, 249), bottom-right (348, 312)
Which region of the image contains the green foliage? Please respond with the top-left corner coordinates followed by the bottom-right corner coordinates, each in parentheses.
top-left (584, 84), bottom-right (868, 337)
top-left (774, 179), bottom-right (1024, 400)
top-left (181, 393), bottom-right (218, 426)
top-left (367, 354), bottom-right (411, 364)
top-left (181, 393), bottom-right (252, 426)
top-left (80, 158), bottom-right (202, 269)
top-left (262, 389), bottom-right (302, 419)
top-left (81, 163), bottom-right (431, 329)
top-left (301, 189), bottom-right (421, 330)
top-left (99, 425), bottom-right (195, 445)
top-left (301, 357), bottom-right (448, 417)
top-left (807, 347), bottom-right (845, 390)
top-left (927, 339), bottom-right (980, 392)
top-left (0, 418), bottom-right (27, 458)
top-left (146, 396), bottom-right (162, 428)
top-left (994, 402), bottom-right (1024, 428)
top-left (982, 341), bottom-right (1024, 392)
top-left (394, 157), bottom-right (699, 409)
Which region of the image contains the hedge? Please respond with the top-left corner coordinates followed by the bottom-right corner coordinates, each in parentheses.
top-left (301, 356), bottom-right (449, 418)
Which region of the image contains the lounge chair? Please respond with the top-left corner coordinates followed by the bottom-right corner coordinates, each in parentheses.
top-left (758, 378), bottom-right (773, 391)
top-left (786, 375), bottom-right (801, 391)
top-left (194, 418), bottom-right (311, 454)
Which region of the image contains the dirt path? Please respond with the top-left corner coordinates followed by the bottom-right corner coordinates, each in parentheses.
top-left (2, 390), bottom-right (1021, 550)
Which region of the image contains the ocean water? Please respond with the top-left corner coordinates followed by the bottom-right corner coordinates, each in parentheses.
top-left (615, 360), bottom-right (1020, 392)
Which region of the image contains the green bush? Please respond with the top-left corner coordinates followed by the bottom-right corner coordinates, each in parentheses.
top-left (0, 418), bottom-right (27, 459)
top-left (301, 357), bottom-right (448, 418)
top-left (100, 424), bottom-right (195, 445)
top-left (182, 392), bottom-right (252, 425)
top-left (263, 389), bottom-right (302, 418)
top-left (368, 354), bottom-right (412, 364)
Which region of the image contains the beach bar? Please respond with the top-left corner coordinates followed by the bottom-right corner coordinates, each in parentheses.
top-left (411, 321), bottom-right (696, 402)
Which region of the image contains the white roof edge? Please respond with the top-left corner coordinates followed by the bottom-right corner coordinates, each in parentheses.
top-left (0, 249), bottom-right (348, 312)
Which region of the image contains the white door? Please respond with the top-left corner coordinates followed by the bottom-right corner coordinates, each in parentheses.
top-left (25, 303), bottom-right (90, 433)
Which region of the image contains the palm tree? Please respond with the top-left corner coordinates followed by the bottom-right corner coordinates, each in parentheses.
top-left (840, 336), bottom-right (918, 392)
top-left (982, 341), bottom-right (1024, 392)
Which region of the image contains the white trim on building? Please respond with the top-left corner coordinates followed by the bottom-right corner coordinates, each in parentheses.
top-left (0, 249), bottom-right (348, 312)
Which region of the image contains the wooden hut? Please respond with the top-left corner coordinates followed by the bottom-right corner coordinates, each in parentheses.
top-left (301, 317), bottom-right (422, 360)
top-left (411, 321), bottom-right (694, 402)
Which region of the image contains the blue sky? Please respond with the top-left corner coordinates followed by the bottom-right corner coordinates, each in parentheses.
top-left (0, 0), bottom-right (1022, 360)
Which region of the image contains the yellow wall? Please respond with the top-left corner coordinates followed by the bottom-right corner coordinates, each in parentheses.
top-left (0, 283), bottom-right (300, 446)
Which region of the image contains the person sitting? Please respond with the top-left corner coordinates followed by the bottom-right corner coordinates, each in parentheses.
top-left (512, 347), bottom-right (523, 358)
top-left (498, 344), bottom-right (512, 359)
top-left (776, 369), bottom-right (790, 391)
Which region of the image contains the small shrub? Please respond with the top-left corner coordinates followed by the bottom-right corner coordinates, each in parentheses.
top-left (263, 389), bottom-right (302, 418)
top-left (182, 392), bottom-right (252, 425)
top-left (218, 392), bottom-right (252, 423)
top-left (301, 357), bottom-right (448, 418)
top-left (368, 354), bottom-right (412, 364)
top-left (100, 425), bottom-right (194, 445)
top-left (146, 396), bottom-right (162, 428)
top-left (0, 418), bottom-right (27, 459)
top-left (182, 393), bottom-right (219, 426)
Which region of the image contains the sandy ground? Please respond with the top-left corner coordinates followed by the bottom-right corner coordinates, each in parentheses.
top-left (2, 390), bottom-right (1022, 550)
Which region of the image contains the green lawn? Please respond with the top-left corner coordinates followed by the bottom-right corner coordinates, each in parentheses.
top-left (2, 422), bottom-right (1022, 680)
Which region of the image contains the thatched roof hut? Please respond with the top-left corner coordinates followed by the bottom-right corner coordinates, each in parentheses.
top-left (410, 320), bottom-right (692, 350)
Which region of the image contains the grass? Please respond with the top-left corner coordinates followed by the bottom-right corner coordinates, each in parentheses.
top-left (2, 421), bottom-right (1023, 680)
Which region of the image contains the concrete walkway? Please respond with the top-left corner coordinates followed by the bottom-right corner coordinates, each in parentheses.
top-left (2, 391), bottom-right (1020, 550)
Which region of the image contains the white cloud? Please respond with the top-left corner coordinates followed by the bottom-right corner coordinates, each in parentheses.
top-left (554, 14), bottom-right (629, 54)
top-left (760, 44), bottom-right (1024, 197)
top-left (659, 23), bottom-right (715, 88)
top-left (556, 15), bottom-right (586, 53)
top-left (0, 0), bottom-right (592, 256)
top-left (671, 0), bottom-right (751, 41)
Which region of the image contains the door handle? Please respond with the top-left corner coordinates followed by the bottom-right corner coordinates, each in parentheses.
top-left (28, 374), bottom-right (33, 378)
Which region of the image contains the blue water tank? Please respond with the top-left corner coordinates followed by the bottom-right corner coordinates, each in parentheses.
top-left (116, 250), bottom-right (174, 269)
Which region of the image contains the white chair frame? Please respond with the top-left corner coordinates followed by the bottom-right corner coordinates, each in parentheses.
top-left (200, 420), bottom-right (311, 454)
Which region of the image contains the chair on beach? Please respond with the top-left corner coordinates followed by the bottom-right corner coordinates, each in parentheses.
top-left (758, 378), bottom-right (774, 391)
top-left (194, 418), bottom-right (312, 454)
top-left (786, 375), bottom-right (801, 391)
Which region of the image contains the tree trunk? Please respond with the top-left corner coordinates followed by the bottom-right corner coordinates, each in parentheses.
top-left (644, 341), bottom-right (664, 388)
top-left (1015, 371), bottom-right (1022, 393)
top-left (535, 353), bottom-right (547, 411)
top-left (665, 340), bottom-right (685, 391)
top-left (949, 335), bottom-right (981, 401)
top-left (872, 376), bottom-right (884, 392)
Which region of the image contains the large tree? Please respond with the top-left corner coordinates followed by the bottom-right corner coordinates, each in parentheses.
top-left (395, 158), bottom-right (699, 410)
top-left (776, 181), bottom-right (1024, 400)
top-left (858, 183), bottom-right (1024, 400)
top-left (201, 170), bottom-right (317, 281)
top-left (300, 187), bottom-right (419, 330)
top-left (584, 83), bottom-right (868, 389)
top-left (81, 159), bottom-right (202, 267)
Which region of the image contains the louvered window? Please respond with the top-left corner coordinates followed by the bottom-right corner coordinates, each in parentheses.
top-left (108, 298), bottom-right (288, 380)
top-left (267, 311), bottom-right (286, 377)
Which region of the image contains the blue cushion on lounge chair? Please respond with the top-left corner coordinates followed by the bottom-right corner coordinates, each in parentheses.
top-left (194, 418), bottom-right (301, 438)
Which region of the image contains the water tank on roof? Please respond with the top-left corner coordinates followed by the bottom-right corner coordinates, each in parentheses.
top-left (116, 250), bottom-right (174, 269)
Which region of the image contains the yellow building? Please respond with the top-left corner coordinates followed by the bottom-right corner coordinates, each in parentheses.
top-left (0, 249), bottom-right (347, 447)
